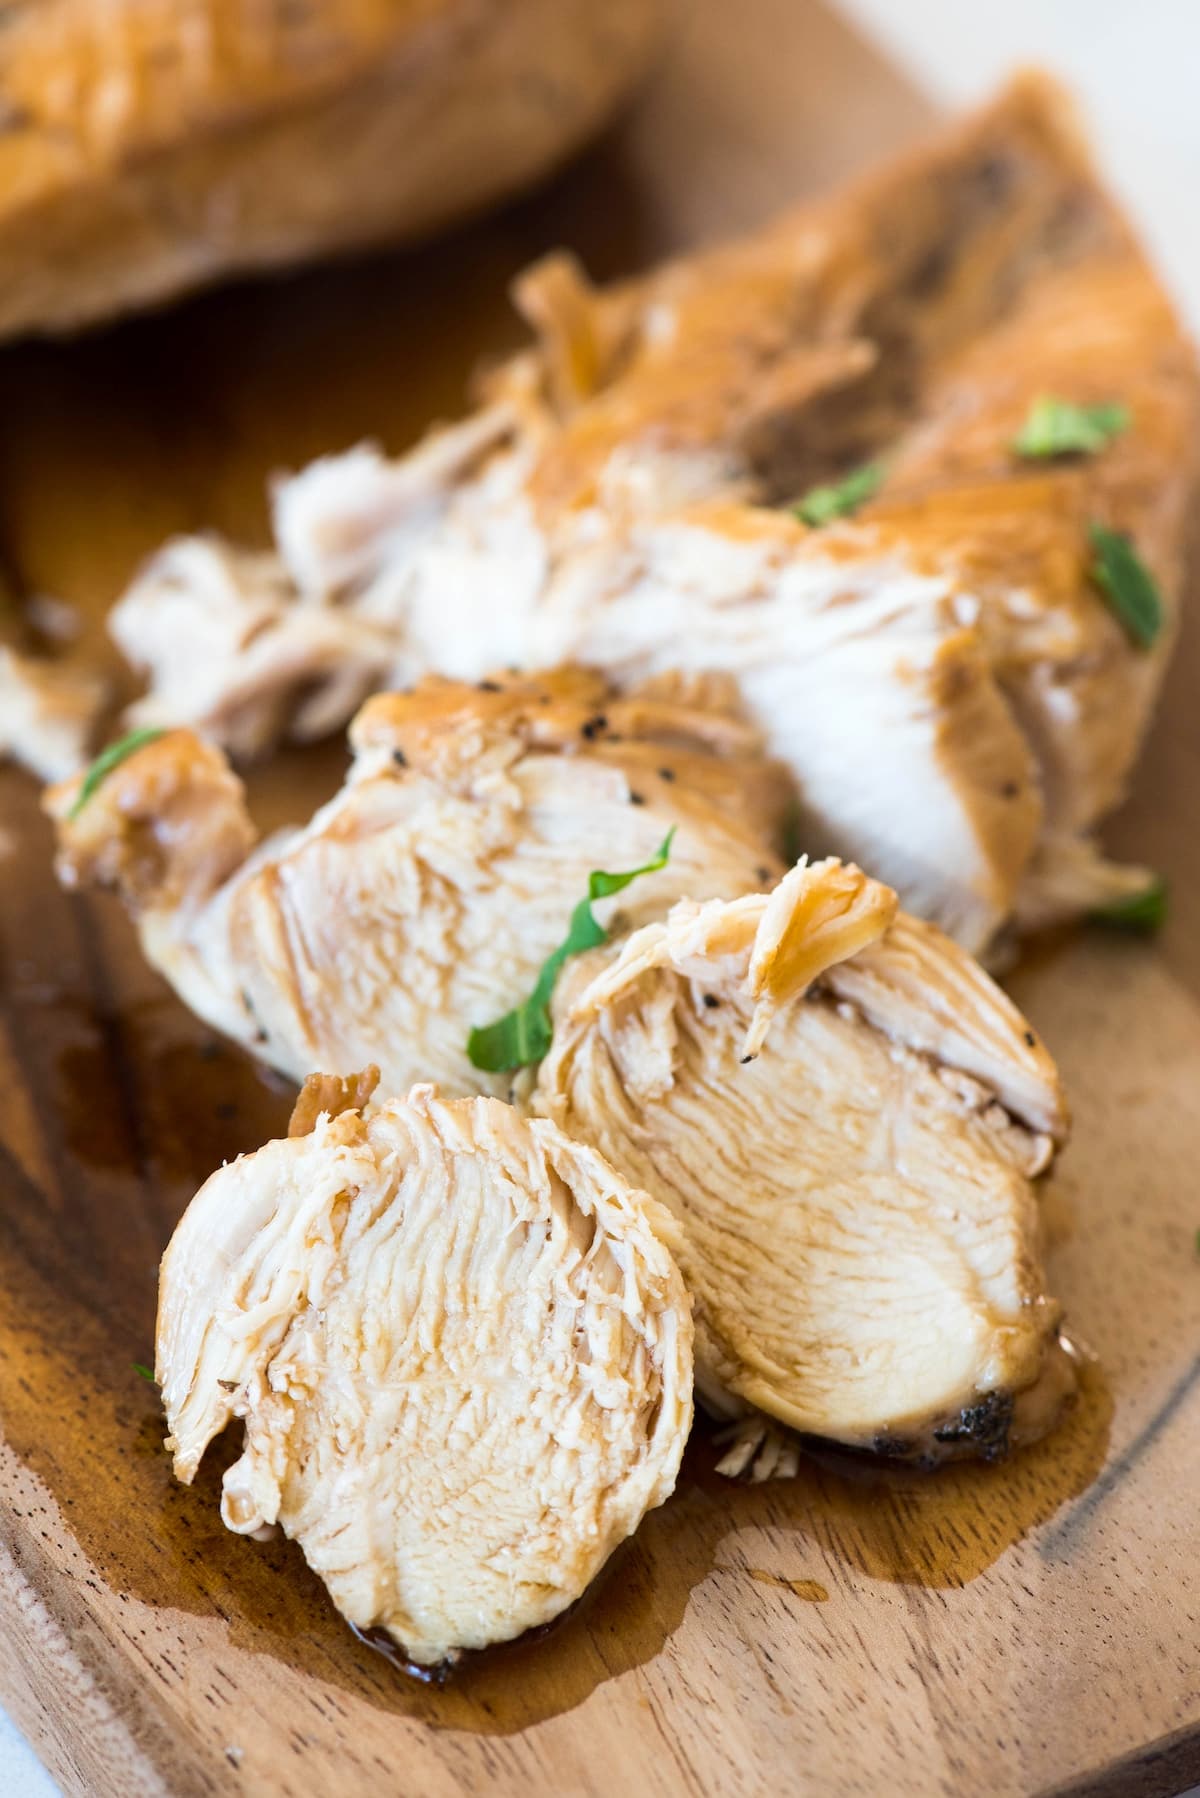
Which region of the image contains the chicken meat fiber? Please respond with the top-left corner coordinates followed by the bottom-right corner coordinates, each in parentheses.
top-left (46, 669), bottom-right (787, 1095)
top-left (157, 1076), bottom-right (693, 1665)
top-left (534, 858), bottom-right (1074, 1471)
top-left (108, 76), bottom-right (1199, 953)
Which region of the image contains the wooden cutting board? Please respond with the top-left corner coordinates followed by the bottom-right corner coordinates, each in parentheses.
top-left (1, 5), bottom-right (1198, 1794)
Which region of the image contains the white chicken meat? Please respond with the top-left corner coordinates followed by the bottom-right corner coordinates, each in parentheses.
top-left (45, 668), bottom-right (788, 1095)
top-left (107, 75), bottom-right (1199, 953)
top-left (534, 858), bottom-right (1074, 1468)
top-left (157, 1075), bottom-right (693, 1666)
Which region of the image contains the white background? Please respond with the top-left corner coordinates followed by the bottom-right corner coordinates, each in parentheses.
top-left (4, 3), bottom-right (1198, 1792)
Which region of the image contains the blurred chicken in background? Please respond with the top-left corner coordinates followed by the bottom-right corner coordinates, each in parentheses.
top-left (0, 0), bottom-right (667, 339)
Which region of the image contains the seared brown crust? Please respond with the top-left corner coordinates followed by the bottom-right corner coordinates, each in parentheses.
top-left (352, 669), bottom-right (794, 852)
top-left (508, 73), bottom-right (1186, 517)
top-left (0, 0), bottom-right (665, 337)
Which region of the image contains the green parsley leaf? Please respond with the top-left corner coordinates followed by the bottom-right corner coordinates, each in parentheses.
top-left (1088, 525), bottom-right (1164, 648)
top-left (69, 728), bottom-right (166, 820)
top-left (132, 1361), bottom-right (157, 1383)
top-left (1013, 397), bottom-right (1129, 459)
top-left (1090, 875), bottom-right (1167, 933)
top-left (467, 830), bottom-right (676, 1072)
top-left (793, 462), bottom-right (883, 528)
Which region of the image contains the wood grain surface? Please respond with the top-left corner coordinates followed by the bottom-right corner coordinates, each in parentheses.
top-left (1, 4), bottom-right (1198, 1795)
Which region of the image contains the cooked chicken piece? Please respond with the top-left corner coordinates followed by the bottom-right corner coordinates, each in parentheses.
top-left (0, 645), bottom-right (106, 782)
top-left (157, 1080), bottom-right (692, 1667)
top-left (1013, 830), bottom-right (1162, 935)
top-left (534, 858), bottom-right (1073, 1466)
top-left (107, 75), bottom-right (1198, 952)
top-left (0, 0), bottom-right (666, 339)
top-left (111, 538), bottom-right (399, 762)
top-left (46, 669), bottom-right (787, 1094)
top-left (287, 1063), bottom-right (380, 1138)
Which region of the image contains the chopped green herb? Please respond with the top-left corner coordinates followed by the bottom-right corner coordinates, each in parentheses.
top-left (794, 462), bottom-right (882, 528)
top-left (69, 728), bottom-right (166, 820)
top-left (132, 1361), bottom-right (157, 1383)
top-left (1088, 525), bottom-right (1164, 648)
top-left (1194, 1227), bottom-right (1200, 1259)
top-left (1090, 875), bottom-right (1167, 933)
top-left (467, 830), bottom-right (675, 1072)
top-left (1013, 396), bottom-right (1129, 459)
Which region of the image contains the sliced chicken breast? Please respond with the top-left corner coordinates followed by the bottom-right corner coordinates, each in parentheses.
top-left (534, 858), bottom-right (1073, 1466)
top-left (45, 669), bottom-right (787, 1094)
top-left (0, 645), bottom-right (105, 782)
top-left (108, 75), bottom-right (1199, 952)
top-left (157, 1076), bottom-right (692, 1667)
top-left (0, 0), bottom-right (667, 340)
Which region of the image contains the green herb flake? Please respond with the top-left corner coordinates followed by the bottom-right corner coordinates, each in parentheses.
top-left (1088, 525), bottom-right (1165, 648)
top-left (467, 829), bottom-right (675, 1072)
top-left (793, 462), bottom-right (883, 528)
top-left (132, 1361), bottom-right (157, 1383)
top-left (69, 727), bottom-right (166, 820)
top-left (1090, 875), bottom-right (1168, 934)
top-left (1013, 397), bottom-right (1129, 460)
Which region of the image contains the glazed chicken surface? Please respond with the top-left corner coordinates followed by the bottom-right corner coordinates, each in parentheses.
top-left (108, 75), bottom-right (1199, 953)
top-left (46, 669), bottom-right (788, 1095)
top-left (534, 857), bottom-right (1074, 1469)
top-left (157, 1078), bottom-right (692, 1666)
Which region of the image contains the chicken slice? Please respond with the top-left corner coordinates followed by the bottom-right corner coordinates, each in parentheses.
top-left (157, 1081), bottom-right (692, 1667)
top-left (103, 75), bottom-right (1198, 952)
top-left (533, 859), bottom-right (1072, 1465)
top-left (110, 538), bottom-right (399, 762)
top-left (0, 645), bottom-right (106, 783)
top-left (45, 669), bottom-right (787, 1094)
top-left (0, 0), bottom-right (667, 340)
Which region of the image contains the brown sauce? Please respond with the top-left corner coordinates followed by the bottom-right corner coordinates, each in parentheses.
top-left (740, 1570), bottom-right (830, 1602)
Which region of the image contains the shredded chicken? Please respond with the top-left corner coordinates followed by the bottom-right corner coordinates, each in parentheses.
top-left (534, 858), bottom-right (1072, 1465)
top-left (111, 539), bottom-right (398, 762)
top-left (157, 1083), bottom-right (692, 1666)
top-left (287, 1063), bottom-right (380, 1137)
top-left (105, 75), bottom-right (1198, 952)
top-left (0, 646), bottom-right (106, 783)
top-left (1013, 830), bottom-right (1162, 934)
top-left (46, 669), bottom-right (787, 1093)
